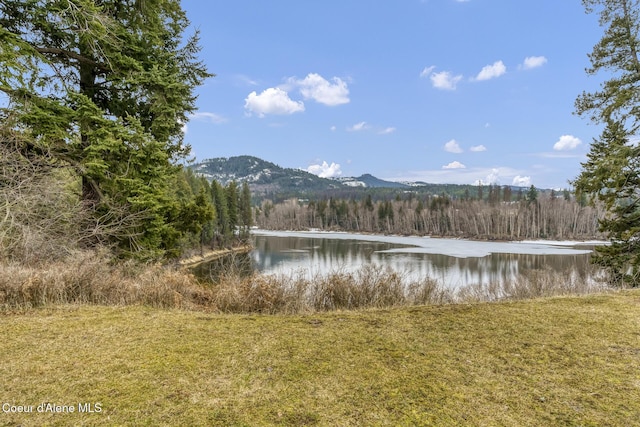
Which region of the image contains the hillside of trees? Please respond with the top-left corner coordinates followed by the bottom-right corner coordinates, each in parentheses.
top-left (192, 156), bottom-right (571, 206)
top-left (256, 187), bottom-right (603, 241)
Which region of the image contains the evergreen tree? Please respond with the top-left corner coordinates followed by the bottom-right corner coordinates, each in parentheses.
top-left (0, 0), bottom-right (211, 259)
top-left (575, 121), bottom-right (640, 285)
top-left (225, 181), bottom-right (239, 233)
top-left (363, 194), bottom-right (374, 211)
top-left (574, 0), bottom-right (640, 286)
top-left (239, 181), bottom-right (253, 234)
top-left (502, 185), bottom-right (513, 203)
top-left (211, 181), bottom-right (229, 244)
top-left (526, 185), bottom-right (538, 204)
top-left (199, 181), bottom-right (217, 249)
top-left (477, 184), bottom-right (484, 201)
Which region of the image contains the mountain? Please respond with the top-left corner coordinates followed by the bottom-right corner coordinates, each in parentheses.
top-left (191, 155), bottom-right (536, 202)
top-left (336, 174), bottom-right (410, 189)
top-left (192, 156), bottom-right (341, 198)
top-left (193, 156), bottom-right (415, 190)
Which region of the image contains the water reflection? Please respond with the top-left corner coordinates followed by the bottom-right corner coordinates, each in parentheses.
top-left (191, 252), bottom-right (254, 283)
top-left (248, 234), bottom-right (595, 290)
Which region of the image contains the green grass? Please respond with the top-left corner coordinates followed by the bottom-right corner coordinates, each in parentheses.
top-left (1, 291), bottom-right (639, 426)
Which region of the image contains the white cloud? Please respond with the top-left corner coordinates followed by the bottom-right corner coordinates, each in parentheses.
top-left (234, 74), bottom-right (259, 86)
top-left (387, 166), bottom-right (522, 186)
top-left (470, 145), bottom-right (487, 152)
top-left (553, 134), bottom-right (582, 151)
top-left (474, 168), bottom-right (500, 185)
top-left (474, 60), bottom-right (506, 81)
top-left (378, 127), bottom-right (396, 135)
top-left (330, 125), bottom-right (337, 131)
top-left (444, 139), bottom-right (463, 153)
top-left (293, 73), bottom-right (350, 106)
top-left (522, 56), bottom-right (548, 70)
top-left (344, 122), bottom-right (394, 134)
top-left (443, 161), bottom-right (466, 169)
top-left (244, 88), bottom-right (305, 117)
top-left (348, 121), bottom-right (369, 132)
top-left (307, 161), bottom-right (342, 178)
top-left (430, 71), bottom-right (463, 90)
top-left (190, 111), bottom-right (228, 124)
top-left (538, 152), bottom-right (582, 159)
top-left (512, 175), bottom-right (531, 187)
top-left (486, 168), bottom-right (500, 184)
top-left (420, 66), bottom-right (436, 78)
top-left (182, 112), bottom-right (227, 134)
top-left (420, 66), bottom-right (463, 90)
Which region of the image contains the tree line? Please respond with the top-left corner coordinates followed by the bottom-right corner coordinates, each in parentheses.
top-left (256, 188), bottom-right (603, 241)
top-left (176, 169), bottom-right (254, 253)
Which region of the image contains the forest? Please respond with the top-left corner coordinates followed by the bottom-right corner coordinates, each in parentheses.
top-left (256, 187), bottom-right (604, 241)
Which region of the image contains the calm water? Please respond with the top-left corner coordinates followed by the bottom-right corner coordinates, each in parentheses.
top-left (193, 231), bottom-right (598, 289)
top-left (244, 231), bottom-right (597, 289)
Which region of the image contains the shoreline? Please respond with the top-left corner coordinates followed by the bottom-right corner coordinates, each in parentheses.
top-left (178, 244), bottom-right (253, 268)
top-left (253, 227), bottom-right (607, 245)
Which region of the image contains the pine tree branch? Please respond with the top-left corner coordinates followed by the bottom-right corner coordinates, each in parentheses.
top-left (621, 0), bottom-right (640, 74)
top-left (34, 47), bottom-right (110, 73)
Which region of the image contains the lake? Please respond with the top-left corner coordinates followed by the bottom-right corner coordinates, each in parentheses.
top-left (239, 230), bottom-right (600, 290)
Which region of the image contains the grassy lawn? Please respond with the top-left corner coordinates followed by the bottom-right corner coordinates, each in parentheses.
top-left (1, 291), bottom-right (639, 426)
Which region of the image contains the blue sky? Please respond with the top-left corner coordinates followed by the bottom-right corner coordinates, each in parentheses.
top-left (181, 0), bottom-right (605, 189)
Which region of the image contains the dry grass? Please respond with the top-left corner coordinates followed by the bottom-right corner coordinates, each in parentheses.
top-left (456, 266), bottom-right (608, 303)
top-left (0, 251), bottom-right (210, 311)
top-left (0, 291), bottom-right (639, 426)
top-left (210, 265), bottom-right (451, 314)
top-left (0, 251), bottom-right (609, 313)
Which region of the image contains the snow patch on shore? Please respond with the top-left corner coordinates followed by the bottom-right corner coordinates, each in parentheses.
top-left (252, 230), bottom-right (598, 259)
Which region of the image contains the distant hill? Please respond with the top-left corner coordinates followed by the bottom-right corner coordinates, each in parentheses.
top-left (192, 156), bottom-right (341, 198)
top-left (336, 174), bottom-right (410, 189)
top-left (190, 155), bottom-right (537, 202)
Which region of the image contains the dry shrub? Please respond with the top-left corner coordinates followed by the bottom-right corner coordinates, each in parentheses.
top-left (0, 250), bottom-right (213, 310)
top-left (310, 266), bottom-right (406, 310)
top-left (0, 133), bottom-right (88, 264)
top-left (0, 251), bottom-right (609, 313)
top-left (211, 273), bottom-right (307, 314)
top-left (0, 135), bottom-right (145, 265)
top-left (0, 251), bottom-right (109, 307)
top-left (201, 265), bottom-right (450, 314)
top-left (456, 266), bottom-right (608, 303)
top-left (406, 276), bottom-right (454, 305)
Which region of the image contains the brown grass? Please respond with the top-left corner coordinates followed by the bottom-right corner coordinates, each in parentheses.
top-left (456, 266), bottom-right (608, 303)
top-left (0, 250), bottom-right (209, 310)
top-left (0, 250), bottom-right (610, 313)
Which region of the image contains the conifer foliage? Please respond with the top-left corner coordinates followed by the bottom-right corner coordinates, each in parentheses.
top-left (0, 0), bottom-right (229, 259)
top-left (574, 0), bottom-right (640, 286)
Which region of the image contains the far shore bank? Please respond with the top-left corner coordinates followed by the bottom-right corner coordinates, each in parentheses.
top-left (251, 228), bottom-right (604, 258)
top-left (252, 227), bottom-right (607, 245)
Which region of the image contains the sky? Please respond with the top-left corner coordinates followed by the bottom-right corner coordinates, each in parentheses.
top-left (180, 0), bottom-right (607, 189)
